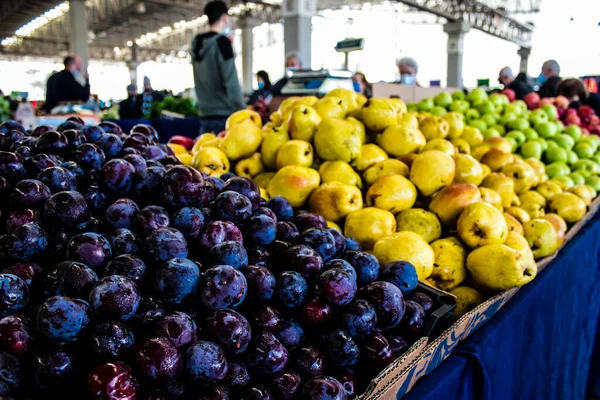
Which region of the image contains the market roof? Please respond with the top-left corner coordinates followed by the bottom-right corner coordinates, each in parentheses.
top-left (0, 0), bottom-right (538, 62)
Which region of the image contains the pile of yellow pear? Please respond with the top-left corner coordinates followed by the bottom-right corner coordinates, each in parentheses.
top-left (173, 88), bottom-right (597, 315)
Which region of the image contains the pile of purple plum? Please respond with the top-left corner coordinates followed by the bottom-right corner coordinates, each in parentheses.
top-left (0, 119), bottom-right (434, 400)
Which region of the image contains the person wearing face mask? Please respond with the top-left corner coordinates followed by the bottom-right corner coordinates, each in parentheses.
top-left (397, 57), bottom-right (419, 86)
top-left (557, 78), bottom-right (600, 117)
top-left (44, 55), bottom-right (90, 113)
top-left (498, 66), bottom-right (533, 100)
top-left (271, 52), bottom-right (302, 96)
top-left (249, 70), bottom-right (272, 104)
top-left (537, 59), bottom-right (561, 98)
top-left (192, 0), bottom-right (246, 134)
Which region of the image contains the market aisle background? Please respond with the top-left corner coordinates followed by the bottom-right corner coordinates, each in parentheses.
top-left (0, 0), bottom-right (598, 101)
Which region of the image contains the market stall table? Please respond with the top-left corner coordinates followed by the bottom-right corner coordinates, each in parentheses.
top-left (402, 212), bottom-right (600, 400)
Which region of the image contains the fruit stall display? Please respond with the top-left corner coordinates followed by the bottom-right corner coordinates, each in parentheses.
top-left (0, 118), bottom-right (451, 400)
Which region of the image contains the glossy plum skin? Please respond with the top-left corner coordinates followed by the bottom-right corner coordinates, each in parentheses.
top-left (266, 196), bottom-right (293, 221)
top-left (380, 261), bottom-right (419, 295)
top-left (5, 222), bottom-right (48, 260)
top-left (198, 221), bottom-right (243, 252)
top-left (358, 281), bottom-right (406, 329)
top-left (277, 271), bottom-right (308, 308)
top-left (87, 361), bottom-right (139, 400)
top-left (295, 347), bottom-right (324, 378)
top-left (342, 299), bottom-right (378, 338)
top-left (406, 292), bottom-right (434, 314)
top-left (134, 205), bottom-right (170, 238)
top-left (297, 228), bottom-right (337, 261)
top-left (361, 333), bottom-right (394, 369)
top-left (101, 255), bottom-right (146, 288)
top-left (171, 207), bottom-right (204, 240)
top-left (317, 268), bottom-right (357, 307)
top-left (213, 191), bottom-right (253, 223)
top-left (105, 199), bottom-right (139, 230)
top-left (345, 251), bottom-right (380, 286)
top-left (135, 337), bottom-right (182, 382)
top-left (200, 266), bottom-right (247, 310)
top-left (154, 312), bottom-right (197, 349)
top-left (34, 346), bottom-right (77, 385)
top-left (243, 266), bottom-right (276, 302)
top-left (0, 315), bottom-right (32, 355)
top-left (67, 232), bottom-right (112, 271)
top-left (5, 209), bottom-right (39, 233)
top-left (37, 166), bottom-right (77, 194)
top-left (251, 305), bottom-right (282, 333)
top-left (400, 300), bottom-right (425, 338)
top-left (41, 261), bottom-right (99, 300)
top-left (10, 179), bottom-right (51, 209)
top-left (110, 229), bottom-right (142, 257)
top-left (89, 276), bottom-right (140, 321)
top-left (89, 321), bottom-right (135, 360)
top-left (325, 330), bottom-right (360, 368)
top-left (209, 240), bottom-right (248, 269)
top-left (0, 274), bottom-right (30, 318)
top-left (184, 341), bottom-right (229, 382)
top-left (144, 227), bottom-right (188, 265)
top-left (44, 191), bottom-right (91, 231)
top-left (286, 245), bottom-right (323, 280)
top-left (2, 262), bottom-right (41, 287)
top-left (222, 177), bottom-right (261, 211)
top-left (271, 370), bottom-right (302, 400)
top-left (247, 332), bottom-right (289, 376)
top-left (275, 221), bottom-right (299, 242)
top-left (301, 299), bottom-right (333, 327)
top-left (163, 165), bottom-right (205, 207)
top-left (207, 309), bottom-right (252, 356)
top-left (386, 334), bottom-right (409, 357)
top-left (302, 376), bottom-right (347, 400)
top-left (36, 296), bottom-right (91, 344)
top-left (244, 215), bottom-right (277, 246)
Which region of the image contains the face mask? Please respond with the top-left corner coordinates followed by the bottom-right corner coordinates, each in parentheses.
top-left (222, 26), bottom-right (231, 36)
top-left (537, 74), bottom-right (547, 85)
top-left (400, 74), bottom-right (416, 86)
top-left (352, 81), bottom-right (361, 93)
top-left (257, 82), bottom-right (265, 90)
top-left (498, 78), bottom-right (504, 85)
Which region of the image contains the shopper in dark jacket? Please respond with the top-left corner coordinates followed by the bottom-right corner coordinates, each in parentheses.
top-left (498, 66), bottom-right (533, 100)
top-left (191, 0), bottom-right (245, 134)
top-left (45, 55), bottom-right (90, 112)
top-left (557, 78), bottom-right (600, 117)
top-left (119, 84), bottom-right (143, 119)
top-left (537, 59), bottom-right (561, 98)
top-left (271, 52), bottom-right (302, 96)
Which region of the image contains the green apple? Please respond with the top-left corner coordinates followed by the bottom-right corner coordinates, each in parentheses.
top-left (407, 103), bottom-right (419, 112)
top-left (469, 119), bottom-right (487, 132)
top-left (541, 104), bottom-right (558, 121)
top-left (572, 159), bottom-right (599, 174)
top-left (500, 112), bottom-right (518, 126)
top-left (509, 118), bottom-right (530, 131)
top-left (552, 175), bottom-right (575, 188)
top-left (564, 125), bottom-right (583, 140)
top-left (452, 91), bottom-right (466, 101)
top-left (513, 100), bottom-right (528, 115)
top-left (449, 100), bottom-right (470, 113)
top-left (591, 154), bottom-right (600, 165)
top-left (418, 98), bottom-right (434, 112)
top-left (480, 113), bottom-right (497, 128)
top-left (520, 141), bottom-right (543, 159)
top-left (568, 172), bottom-right (586, 186)
top-left (545, 162), bottom-right (570, 178)
top-left (545, 146), bottom-right (568, 164)
top-left (575, 168), bottom-right (591, 178)
top-left (467, 88), bottom-right (488, 106)
top-left (531, 138), bottom-right (548, 151)
top-left (574, 142), bottom-right (595, 159)
top-left (492, 124), bottom-right (506, 136)
top-left (523, 128), bottom-right (539, 140)
top-left (529, 109), bottom-right (549, 126)
top-left (505, 137), bottom-right (519, 152)
top-left (535, 121), bottom-right (558, 139)
top-left (483, 128), bottom-right (501, 139)
top-left (476, 101), bottom-right (495, 115)
top-left (505, 130), bottom-right (526, 146)
top-left (434, 92), bottom-right (453, 108)
top-left (554, 120), bottom-right (565, 132)
top-left (567, 150), bottom-right (579, 165)
top-left (430, 106), bottom-right (447, 116)
top-left (465, 109), bottom-right (480, 123)
top-left (489, 93), bottom-right (509, 107)
top-left (586, 135), bottom-right (600, 146)
top-left (585, 175), bottom-right (600, 192)
top-left (546, 140), bottom-right (559, 150)
top-left (553, 134), bottom-right (576, 150)
top-left (580, 137), bottom-right (600, 152)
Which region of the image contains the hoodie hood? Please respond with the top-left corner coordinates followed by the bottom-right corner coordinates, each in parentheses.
top-left (193, 32), bottom-right (221, 62)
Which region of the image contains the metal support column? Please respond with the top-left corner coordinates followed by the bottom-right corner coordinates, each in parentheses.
top-left (444, 21), bottom-right (470, 89)
top-left (68, 0), bottom-right (89, 73)
top-left (128, 44), bottom-right (139, 87)
top-left (282, 0), bottom-right (315, 68)
top-left (239, 18), bottom-right (260, 94)
top-left (517, 46), bottom-right (531, 74)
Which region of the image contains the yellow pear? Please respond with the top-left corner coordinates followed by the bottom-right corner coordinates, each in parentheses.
top-left (457, 202), bottom-right (508, 248)
top-left (278, 96), bottom-right (300, 114)
top-left (314, 97), bottom-right (346, 119)
top-left (288, 105), bottom-right (322, 142)
top-left (484, 137), bottom-right (513, 154)
top-left (442, 112), bottom-right (466, 139)
top-left (419, 115), bottom-right (450, 140)
top-left (219, 121), bottom-right (262, 161)
top-left (387, 98), bottom-right (407, 114)
top-left (504, 206), bottom-right (531, 225)
top-left (542, 213), bottom-right (567, 245)
top-left (327, 220), bottom-right (342, 231)
top-left (481, 173), bottom-right (515, 208)
top-left (191, 147), bottom-right (230, 177)
top-left (344, 208), bottom-right (396, 249)
top-left (359, 98), bottom-right (398, 132)
top-left (429, 183), bottom-right (482, 227)
top-left (314, 118), bottom-right (362, 163)
top-left (176, 153), bottom-right (193, 166)
top-left (523, 219), bottom-right (560, 259)
top-left (480, 148), bottom-right (514, 172)
top-left (261, 126), bottom-right (289, 170)
top-left (225, 109), bottom-right (262, 130)
top-left (422, 138), bottom-right (456, 156)
top-left (168, 143), bottom-right (188, 155)
top-left (396, 208), bottom-right (442, 243)
top-left (192, 133), bottom-right (216, 153)
top-left (260, 187), bottom-right (269, 200)
top-left (276, 140), bottom-right (314, 169)
top-left (450, 286), bottom-right (484, 320)
top-left (535, 181), bottom-right (563, 200)
top-left (377, 124), bottom-right (426, 156)
top-left (308, 181), bottom-right (363, 223)
top-left (525, 158), bottom-right (546, 185)
top-left (479, 187), bottom-right (503, 211)
top-left (430, 237), bottom-right (467, 290)
top-left (267, 165), bottom-right (320, 208)
top-left (319, 161), bottom-right (362, 189)
top-left (363, 159), bottom-right (409, 186)
top-left (346, 116), bottom-right (367, 145)
top-left (568, 185), bottom-right (597, 206)
top-left (461, 126), bottom-right (484, 147)
top-left (481, 163), bottom-right (492, 180)
top-left (504, 213), bottom-right (524, 235)
top-left (235, 153), bottom-right (265, 178)
top-left (548, 192), bottom-right (587, 223)
top-left (254, 172), bottom-right (275, 189)
top-left (471, 144), bottom-right (492, 161)
top-left (373, 231), bottom-right (435, 280)
top-left (501, 162), bottom-right (537, 194)
top-left (355, 144), bottom-right (388, 172)
top-left (326, 88), bottom-right (359, 113)
top-left (453, 154), bottom-right (484, 186)
top-left (410, 150), bottom-right (456, 196)
top-left (293, 96), bottom-right (318, 107)
top-left (519, 190), bottom-right (546, 208)
top-left (398, 112), bottom-right (419, 130)
top-left (366, 174), bottom-right (417, 214)
top-left (451, 138), bottom-right (471, 155)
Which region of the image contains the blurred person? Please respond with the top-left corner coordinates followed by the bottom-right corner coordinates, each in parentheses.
top-left (271, 52), bottom-right (302, 96)
top-left (556, 78), bottom-right (600, 117)
top-left (352, 72), bottom-right (371, 97)
top-left (44, 55), bottom-right (90, 112)
top-left (192, 0), bottom-right (245, 134)
top-left (140, 76), bottom-right (164, 117)
top-left (397, 57), bottom-right (418, 86)
top-left (498, 66), bottom-right (533, 100)
top-left (119, 84), bottom-right (143, 119)
top-left (538, 59), bottom-right (561, 98)
top-left (249, 70), bottom-right (272, 104)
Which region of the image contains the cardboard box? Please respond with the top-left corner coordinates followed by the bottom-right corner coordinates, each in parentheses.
top-left (371, 83), bottom-right (460, 103)
top-left (358, 195), bottom-right (600, 400)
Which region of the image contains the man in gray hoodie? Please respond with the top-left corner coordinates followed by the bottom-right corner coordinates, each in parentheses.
top-left (192, 1), bottom-right (246, 134)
